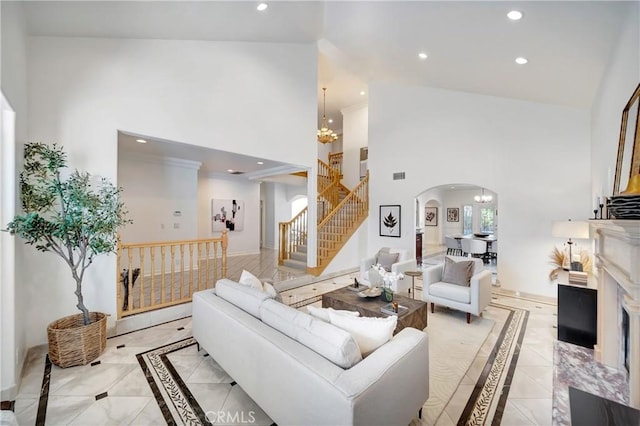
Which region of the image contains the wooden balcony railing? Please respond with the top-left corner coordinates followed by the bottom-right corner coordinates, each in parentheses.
top-left (117, 231), bottom-right (228, 318)
top-left (278, 208), bottom-right (307, 265)
top-left (328, 151), bottom-right (343, 177)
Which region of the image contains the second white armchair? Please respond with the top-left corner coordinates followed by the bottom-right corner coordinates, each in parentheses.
top-left (360, 247), bottom-right (417, 295)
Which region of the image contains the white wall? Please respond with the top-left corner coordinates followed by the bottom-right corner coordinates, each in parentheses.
top-left (119, 155), bottom-right (200, 244)
top-left (0, 0), bottom-right (28, 399)
top-left (198, 174), bottom-right (261, 255)
top-left (24, 36), bottom-right (317, 347)
top-left (368, 83), bottom-right (590, 298)
top-left (341, 104), bottom-right (368, 188)
top-left (591, 3), bottom-right (640, 199)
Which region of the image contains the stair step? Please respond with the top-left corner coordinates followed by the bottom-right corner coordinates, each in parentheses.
top-left (290, 251), bottom-right (307, 262)
top-left (283, 258), bottom-right (307, 271)
top-left (297, 245), bottom-right (307, 253)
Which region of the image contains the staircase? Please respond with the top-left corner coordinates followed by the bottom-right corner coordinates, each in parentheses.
top-left (279, 155), bottom-right (369, 276)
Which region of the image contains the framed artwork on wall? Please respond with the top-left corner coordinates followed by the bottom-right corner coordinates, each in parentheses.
top-left (613, 83), bottom-right (640, 195)
top-left (447, 207), bottom-right (459, 222)
top-left (425, 207), bottom-right (438, 226)
top-left (379, 205), bottom-right (401, 237)
top-left (211, 199), bottom-right (244, 232)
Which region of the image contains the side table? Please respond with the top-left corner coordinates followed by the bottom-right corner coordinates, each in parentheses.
top-left (404, 271), bottom-right (422, 299)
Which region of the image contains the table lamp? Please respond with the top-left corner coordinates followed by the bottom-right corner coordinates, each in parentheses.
top-left (552, 219), bottom-right (590, 271)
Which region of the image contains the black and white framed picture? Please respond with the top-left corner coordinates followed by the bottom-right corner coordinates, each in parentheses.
top-left (425, 207), bottom-right (438, 226)
top-left (379, 205), bottom-right (401, 237)
top-left (447, 207), bottom-right (459, 222)
top-left (211, 199), bottom-right (244, 232)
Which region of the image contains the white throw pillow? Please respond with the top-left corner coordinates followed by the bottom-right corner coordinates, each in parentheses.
top-left (307, 306), bottom-right (360, 322)
top-left (263, 282), bottom-right (279, 299)
top-left (239, 270), bottom-right (264, 291)
top-left (328, 311), bottom-right (397, 357)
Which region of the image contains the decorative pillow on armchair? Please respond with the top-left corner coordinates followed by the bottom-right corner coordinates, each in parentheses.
top-left (377, 251), bottom-right (399, 272)
top-left (442, 257), bottom-right (474, 287)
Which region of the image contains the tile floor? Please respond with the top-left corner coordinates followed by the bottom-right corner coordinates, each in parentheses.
top-left (10, 250), bottom-right (557, 425)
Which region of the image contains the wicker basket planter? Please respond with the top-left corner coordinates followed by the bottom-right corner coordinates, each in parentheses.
top-left (47, 312), bottom-right (107, 368)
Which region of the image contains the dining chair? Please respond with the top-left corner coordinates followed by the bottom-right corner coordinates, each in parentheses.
top-left (468, 239), bottom-right (488, 263)
top-left (445, 236), bottom-right (462, 256)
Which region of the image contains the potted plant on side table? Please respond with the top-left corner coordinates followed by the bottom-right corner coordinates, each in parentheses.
top-left (7, 142), bottom-right (131, 368)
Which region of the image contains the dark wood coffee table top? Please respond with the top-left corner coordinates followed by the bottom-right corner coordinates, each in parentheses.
top-left (322, 286), bottom-right (428, 334)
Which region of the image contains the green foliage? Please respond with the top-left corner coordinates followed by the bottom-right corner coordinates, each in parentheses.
top-left (383, 212), bottom-right (397, 229)
top-left (6, 142), bottom-right (131, 324)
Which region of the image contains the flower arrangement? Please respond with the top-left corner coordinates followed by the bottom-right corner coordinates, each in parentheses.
top-left (370, 264), bottom-right (404, 287)
top-left (548, 245), bottom-right (592, 280)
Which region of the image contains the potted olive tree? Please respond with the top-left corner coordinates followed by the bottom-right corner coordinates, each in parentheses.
top-left (7, 142), bottom-right (130, 367)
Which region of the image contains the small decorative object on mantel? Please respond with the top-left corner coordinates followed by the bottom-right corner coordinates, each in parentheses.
top-left (608, 194), bottom-right (640, 219)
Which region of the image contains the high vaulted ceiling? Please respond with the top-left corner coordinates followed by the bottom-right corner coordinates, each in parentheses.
top-left (22, 1), bottom-right (631, 134)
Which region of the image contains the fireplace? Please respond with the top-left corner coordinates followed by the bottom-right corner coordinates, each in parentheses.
top-left (591, 220), bottom-right (640, 409)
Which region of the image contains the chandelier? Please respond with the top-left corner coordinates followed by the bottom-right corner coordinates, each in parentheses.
top-left (317, 87), bottom-right (339, 144)
top-left (474, 188), bottom-right (493, 203)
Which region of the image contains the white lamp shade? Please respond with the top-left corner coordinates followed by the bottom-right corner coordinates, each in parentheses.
top-left (552, 220), bottom-right (589, 239)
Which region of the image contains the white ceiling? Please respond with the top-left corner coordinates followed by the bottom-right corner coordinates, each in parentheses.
top-left (23, 1), bottom-right (631, 174)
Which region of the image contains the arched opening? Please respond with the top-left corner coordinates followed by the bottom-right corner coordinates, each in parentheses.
top-left (416, 183), bottom-right (498, 284)
top-left (291, 195), bottom-right (308, 218)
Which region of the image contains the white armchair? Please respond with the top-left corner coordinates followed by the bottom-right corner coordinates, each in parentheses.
top-left (360, 247), bottom-right (417, 295)
top-left (421, 255), bottom-right (492, 323)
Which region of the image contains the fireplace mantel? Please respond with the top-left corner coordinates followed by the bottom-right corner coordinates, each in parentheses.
top-left (590, 219), bottom-right (640, 408)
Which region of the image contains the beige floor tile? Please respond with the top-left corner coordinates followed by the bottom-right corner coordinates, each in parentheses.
top-left (510, 398), bottom-right (553, 425)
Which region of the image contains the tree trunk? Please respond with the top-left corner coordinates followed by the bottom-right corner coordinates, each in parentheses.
top-left (72, 271), bottom-right (90, 325)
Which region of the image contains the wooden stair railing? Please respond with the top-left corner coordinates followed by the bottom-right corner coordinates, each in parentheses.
top-left (328, 152), bottom-right (343, 177)
top-left (117, 230), bottom-right (228, 319)
top-left (309, 171), bottom-right (369, 276)
top-left (278, 207), bottom-right (308, 265)
top-left (278, 158), bottom-right (368, 275)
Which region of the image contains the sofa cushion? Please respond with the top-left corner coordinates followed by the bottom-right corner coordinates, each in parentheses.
top-left (239, 269), bottom-right (264, 291)
top-left (442, 257), bottom-right (474, 287)
top-left (429, 282), bottom-right (471, 304)
top-left (215, 279), bottom-right (272, 319)
top-left (328, 311), bottom-right (397, 357)
top-left (307, 306), bottom-right (360, 322)
top-left (261, 299), bottom-right (362, 369)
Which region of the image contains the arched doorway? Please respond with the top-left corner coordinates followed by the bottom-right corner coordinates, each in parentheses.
top-left (416, 184), bottom-right (499, 283)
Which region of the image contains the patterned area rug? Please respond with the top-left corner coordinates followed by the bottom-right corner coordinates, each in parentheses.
top-left (459, 303), bottom-right (529, 425)
top-left (137, 338), bottom-right (273, 426)
top-left (135, 302), bottom-right (528, 426)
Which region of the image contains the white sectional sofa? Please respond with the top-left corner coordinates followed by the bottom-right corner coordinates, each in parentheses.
top-left (193, 279), bottom-right (429, 426)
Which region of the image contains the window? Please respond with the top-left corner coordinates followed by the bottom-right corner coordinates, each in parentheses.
top-left (480, 206), bottom-right (495, 233)
top-left (463, 205), bottom-right (473, 235)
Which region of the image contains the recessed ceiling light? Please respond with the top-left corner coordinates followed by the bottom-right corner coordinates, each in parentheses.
top-left (257, 3), bottom-right (268, 11)
top-left (360, 91), bottom-right (366, 96)
top-left (257, 161), bottom-right (264, 165)
top-left (227, 169), bottom-right (234, 173)
top-left (507, 10), bottom-right (523, 21)
top-left (135, 139), bottom-right (147, 144)
top-left (418, 52), bottom-right (428, 60)
top-left (328, 119), bottom-right (333, 124)
top-left (515, 57), bottom-right (528, 65)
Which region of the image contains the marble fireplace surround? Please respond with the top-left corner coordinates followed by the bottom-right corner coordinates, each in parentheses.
top-left (591, 220), bottom-right (640, 408)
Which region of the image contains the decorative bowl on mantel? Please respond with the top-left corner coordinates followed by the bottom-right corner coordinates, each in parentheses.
top-left (607, 195), bottom-right (640, 219)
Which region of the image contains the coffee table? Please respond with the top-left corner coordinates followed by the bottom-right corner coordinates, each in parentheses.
top-left (322, 287), bottom-right (428, 334)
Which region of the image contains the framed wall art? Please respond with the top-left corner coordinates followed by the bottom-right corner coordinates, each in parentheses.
top-left (447, 207), bottom-right (459, 222)
top-left (379, 205), bottom-right (401, 237)
top-left (211, 199), bottom-right (244, 232)
top-left (613, 83), bottom-right (640, 194)
top-left (425, 207), bottom-right (438, 226)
